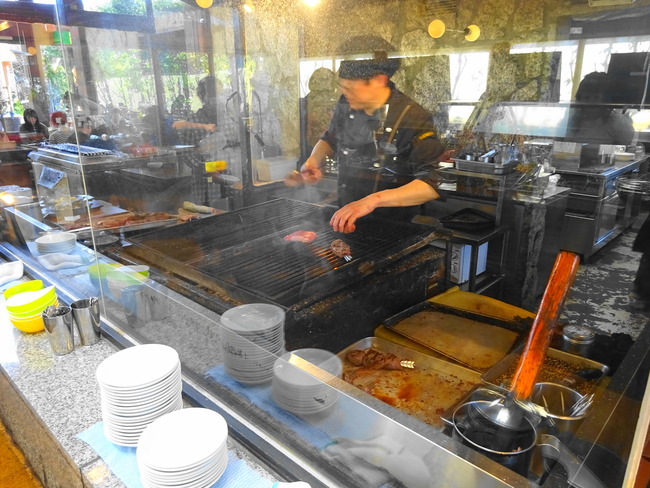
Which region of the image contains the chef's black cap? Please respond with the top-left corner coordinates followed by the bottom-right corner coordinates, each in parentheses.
top-left (339, 55), bottom-right (401, 80)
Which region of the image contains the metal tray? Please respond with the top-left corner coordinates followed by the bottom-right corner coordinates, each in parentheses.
top-left (453, 158), bottom-right (517, 175)
top-left (382, 301), bottom-right (528, 372)
top-left (338, 337), bottom-right (482, 430)
top-left (67, 218), bottom-right (178, 237)
top-left (439, 208), bottom-right (495, 232)
top-left (481, 346), bottom-right (609, 396)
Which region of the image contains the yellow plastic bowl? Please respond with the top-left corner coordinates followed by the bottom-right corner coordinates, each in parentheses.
top-left (3, 280), bottom-right (44, 300)
top-left (6, 287), bottom-right (57, 316)
top-left (10, 313), bottom-right (45, 333)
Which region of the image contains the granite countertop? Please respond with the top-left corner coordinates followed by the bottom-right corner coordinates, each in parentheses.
top-left (0, 282), bottom-right (277, 488)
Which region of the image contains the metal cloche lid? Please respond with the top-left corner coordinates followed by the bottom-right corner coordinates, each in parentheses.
top-left (562, 325), bottom-right (596, 344)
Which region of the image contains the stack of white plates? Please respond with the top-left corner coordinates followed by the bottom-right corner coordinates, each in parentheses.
top-left (219, 303), bottom-right (285, 385)
top-left (137, 408), bottom-right (228, 488)
top-left (96, 344), bottom-right (183, 446)
top-left (35, 232), bottom-right (76, 254)
top-left (272, 348), bottom-right (342, 416)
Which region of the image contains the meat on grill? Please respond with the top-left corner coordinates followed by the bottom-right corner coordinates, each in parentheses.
top-left (346, 348), bottom-right (405, 370)
top-left (283, 230), bottom-right (317, 243)
top-left (330, 239), bottom-right (351, 258)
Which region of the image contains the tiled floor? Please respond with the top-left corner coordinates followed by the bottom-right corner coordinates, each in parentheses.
top-left (0, 417), bottom-right (43, 488)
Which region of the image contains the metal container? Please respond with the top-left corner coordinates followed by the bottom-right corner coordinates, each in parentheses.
top-left (482, 345), bottom-right (608, 394)
top-left (525, 382), bottom-right (587, 435)
top-left (562, 325), bottom-right (595, 358)
top-left (452, 400), bottom-right (537, 477)
top-left (42, 305), bottom-right (74, 355)
top-left (71, 297), bottom-right (101, 346)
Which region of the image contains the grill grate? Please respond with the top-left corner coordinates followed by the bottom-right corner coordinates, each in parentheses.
top-left (128, 198), bottom-right (437, 306)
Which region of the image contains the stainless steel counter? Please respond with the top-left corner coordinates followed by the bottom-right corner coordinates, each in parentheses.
top-left (555, 157), bottom-right (647, 261)
top-left (1, 207), bottom-right (649, 488)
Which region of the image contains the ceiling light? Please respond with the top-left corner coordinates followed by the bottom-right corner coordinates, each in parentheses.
top-left (0, 21), bottom-right (9, 32)
top-left (427, 20), bottom-right (481, 42)
top-left (303, 0), bottom-right (321, 6)
top-left (464, 25), bottom-right (481, 42)
top-left (195, 0), bottom-right (213, 8)
top-left (427, 19), bottom-right (445, 39)
top-left (242, 1), bottom-right (255, 12)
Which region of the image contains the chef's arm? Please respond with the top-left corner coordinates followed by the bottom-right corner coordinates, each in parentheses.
top-left (330, 180), bottom-right (439, 233)
top-left (172, 120), bottom-right (216, 132)
top-left (299, 139), bottom-right (333, 185)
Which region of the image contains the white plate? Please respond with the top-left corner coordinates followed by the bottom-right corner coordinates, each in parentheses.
top-left (273, 349), bottom-right (342, 388)
top-left (220, 303), bottom-right (285, 333)
top-left (102, 396), bottom-right (183, 426)
top-left (139, 447), bottom-right (226, 482)
top-left (35, 232), bottom-right (76, 245)
top-left (99, 366), bottom-right (181, 396)
top-left (137, 408), bottom-right (228, 472)
top-left (101, 387), bottom-right (182, 416)
top-left (101, 382), bottom-right (182, 410)
top-left (96, 344), bottom-right (179, 389)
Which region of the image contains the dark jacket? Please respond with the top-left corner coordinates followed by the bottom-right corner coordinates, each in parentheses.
top-left (634, 214), bottom-right (650, 254)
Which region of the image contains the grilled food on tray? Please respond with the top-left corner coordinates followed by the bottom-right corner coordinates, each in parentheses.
top-left (342, 346), bottom-right (476, 430)
top-left (66, 211), bottom-right (175, 230)
top-left (182, 201), bottom-right (218, 215)
top-left (347, 348), bottom-right (414, 370)
top-left (330, 239), bottom-right (352, 262)
top-left (283, 230), bottom-right (317, 243)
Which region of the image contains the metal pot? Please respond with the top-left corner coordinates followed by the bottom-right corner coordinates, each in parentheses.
top-left (452, 400), bottom-right (537, 477)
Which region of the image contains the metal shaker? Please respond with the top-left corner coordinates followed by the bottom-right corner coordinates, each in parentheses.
top-left (562, 325), bottom-right (595, 357)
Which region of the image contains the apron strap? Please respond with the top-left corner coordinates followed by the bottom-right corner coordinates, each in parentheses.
top-left (372, 104), bottom-right (412, 193)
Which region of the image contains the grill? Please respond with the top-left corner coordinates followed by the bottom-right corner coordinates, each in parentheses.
top-left (126, 198), bottom-right (439, 308)
top-left (122, 199), bottom-right (444, 351)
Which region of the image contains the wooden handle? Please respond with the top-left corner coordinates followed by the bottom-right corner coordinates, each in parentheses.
top-left (510, 250), bottom-right (580, 400)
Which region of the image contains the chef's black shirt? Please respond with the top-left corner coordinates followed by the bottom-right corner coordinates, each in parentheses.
top-left (321, 82), bottom-right (443, 218)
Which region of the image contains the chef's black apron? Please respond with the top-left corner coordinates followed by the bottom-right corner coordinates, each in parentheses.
top-left (336, 106), bottom-right (419, 222)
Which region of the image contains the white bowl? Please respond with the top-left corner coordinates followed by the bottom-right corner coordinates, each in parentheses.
top-left (35, 232), bottom-right (76, 245)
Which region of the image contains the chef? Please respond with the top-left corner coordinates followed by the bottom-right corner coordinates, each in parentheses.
top-left (287, 52), bottom-right (445, 233)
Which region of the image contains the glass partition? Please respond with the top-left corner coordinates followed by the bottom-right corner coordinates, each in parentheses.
top-left (0, 0), bottom-right (649, 487)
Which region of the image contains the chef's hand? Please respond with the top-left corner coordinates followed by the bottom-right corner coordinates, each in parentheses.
top-left (330, 198), bottom-right (377, 233)
top-left (300, 157), bottom-right (322, 185)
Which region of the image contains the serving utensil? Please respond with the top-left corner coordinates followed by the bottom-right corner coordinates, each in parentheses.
top-left (457, 250), bottom-right (580, 455)
top-left (569, 393), bottom-right (594, 417)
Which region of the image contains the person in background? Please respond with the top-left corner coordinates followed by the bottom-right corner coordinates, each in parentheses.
top-left (565, 71), bottom-right (636, 146)
top-left (19, 108), bottom-right (48, 140)
top-left (303, 67), bottom-right (339, 152)
top-left (286, 50), bottom-right (444, 233)
top-left (175, 76), bottom-right (218, 147)
top-left (49, 111), bottom-right (73, 144)
top-left (142, 105), bottom-right (180, 147)
top-left (67, 117), bottom-right (116, 151)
